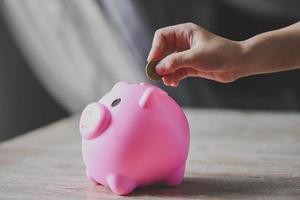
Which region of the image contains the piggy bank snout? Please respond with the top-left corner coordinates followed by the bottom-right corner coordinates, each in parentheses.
top-left (79, 102), bottom-right (111, 140)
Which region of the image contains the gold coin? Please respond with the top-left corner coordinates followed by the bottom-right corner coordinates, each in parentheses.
top-left (146, 60), bottom-right (162, 80)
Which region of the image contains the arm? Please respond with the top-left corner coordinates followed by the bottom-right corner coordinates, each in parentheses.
top-left (241, 22), bottom-right (300, 77)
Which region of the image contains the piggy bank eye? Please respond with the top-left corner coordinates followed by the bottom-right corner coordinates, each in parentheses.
top-left (111, 98), bottom-right (121, 107)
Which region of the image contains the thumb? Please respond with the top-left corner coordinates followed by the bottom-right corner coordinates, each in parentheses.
top-left (155, 49), bottom-right (196, 75)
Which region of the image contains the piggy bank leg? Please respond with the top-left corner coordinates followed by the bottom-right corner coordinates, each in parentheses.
top-left (106, 174), bottom-right (137, 195)
top-left (86, 170), bottom-right (100, 185)
top-left (164, 163), bottom-right (186, 186)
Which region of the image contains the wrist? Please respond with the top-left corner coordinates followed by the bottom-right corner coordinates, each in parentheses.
top-left (236, 38), bottom-right (259, 78)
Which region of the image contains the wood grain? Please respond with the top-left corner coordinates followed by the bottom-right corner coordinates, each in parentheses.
top-left (1, 109), bottom-right (300, 199)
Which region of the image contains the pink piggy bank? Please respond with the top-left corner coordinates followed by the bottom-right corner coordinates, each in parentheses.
top-left (79, 82), bottom-right (190, 195)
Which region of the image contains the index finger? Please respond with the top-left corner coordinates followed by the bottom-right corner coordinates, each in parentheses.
top-left (147, 24), bottom-right (191, 62)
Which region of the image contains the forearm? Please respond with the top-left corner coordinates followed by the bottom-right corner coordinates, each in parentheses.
top-left (239, 22), bottom-right (300, 77)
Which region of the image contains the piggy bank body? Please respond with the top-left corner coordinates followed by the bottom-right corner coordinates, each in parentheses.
top-left (79, 82), bottom-right (189, 195)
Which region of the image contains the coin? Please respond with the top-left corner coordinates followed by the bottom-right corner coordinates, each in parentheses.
top-left (146, 60), bottom-right (162, 80)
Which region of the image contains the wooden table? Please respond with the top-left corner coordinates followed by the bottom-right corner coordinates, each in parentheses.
top-left (1, 109), bottom-right (300, 199)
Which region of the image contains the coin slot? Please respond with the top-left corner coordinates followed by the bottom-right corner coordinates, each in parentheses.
top-left (111, 98), bottom-right (121, 107)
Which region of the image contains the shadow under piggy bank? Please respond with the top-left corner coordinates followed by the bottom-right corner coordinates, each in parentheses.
top-left (131, 175), bottom-right (300, 198)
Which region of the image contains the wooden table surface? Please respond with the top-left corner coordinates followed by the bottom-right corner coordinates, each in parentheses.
top-left (1, 109), bottom-right (300, 200)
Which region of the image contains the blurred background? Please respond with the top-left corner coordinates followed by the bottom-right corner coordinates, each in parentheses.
top-left (0, 0), bottom-right (299, 142)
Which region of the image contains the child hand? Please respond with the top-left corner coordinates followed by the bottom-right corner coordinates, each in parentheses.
top-left (147, 23), bottom-right (245, 86)
top-left (147, 22), bottom-right (300, 87)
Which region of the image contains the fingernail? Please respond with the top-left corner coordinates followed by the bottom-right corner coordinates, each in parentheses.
top-left (146, 54), bottom-right (151, 62)
top-left (162, 77), bottom-right (170, 86)
top-left (147, 48), bottom-right (154, 62)
top-left (170, 82), bottom-right (178, 87)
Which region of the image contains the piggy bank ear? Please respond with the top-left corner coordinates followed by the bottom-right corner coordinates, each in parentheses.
top-left (139, 88), bottom-right (158, 109)
top-left (112, 81), bottom-right (130, 91)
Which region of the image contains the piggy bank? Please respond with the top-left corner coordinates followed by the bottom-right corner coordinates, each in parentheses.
top-left (79, 82), bottom-right (189, 195)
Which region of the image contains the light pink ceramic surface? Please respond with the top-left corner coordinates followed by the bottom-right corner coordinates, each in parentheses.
top-left (79, 82), bottom-right (190, 195)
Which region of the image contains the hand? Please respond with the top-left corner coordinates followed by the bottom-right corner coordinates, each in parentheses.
top-left (147, 23), bottom-right (245, 86)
